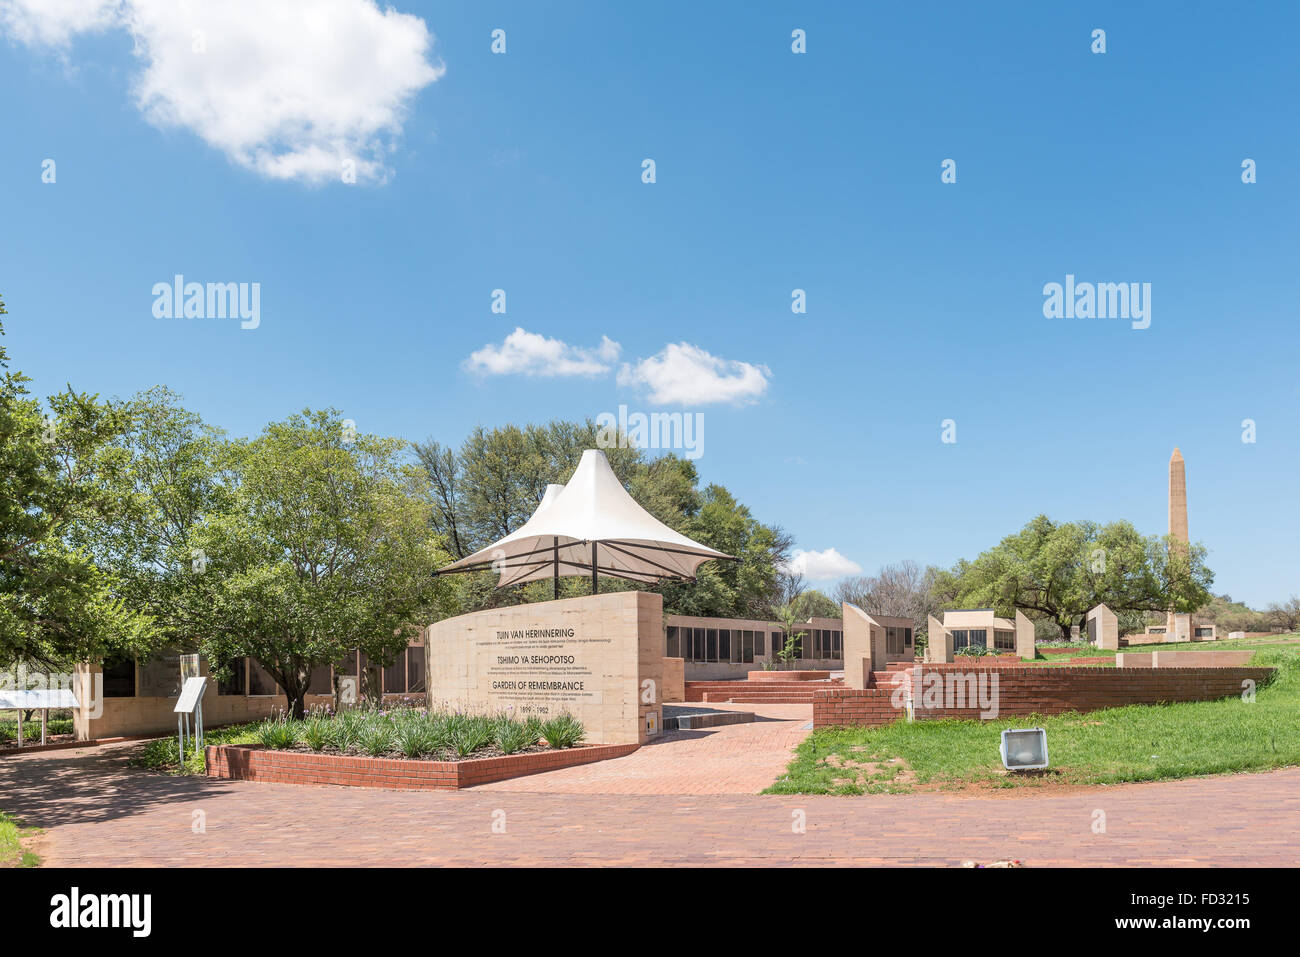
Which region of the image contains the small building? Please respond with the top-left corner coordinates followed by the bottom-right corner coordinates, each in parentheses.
top-left (70, 641), bottom-right (427, 740)
top-left (665, 614), bottom-right (844, 680)
top-left (939, 609), bottom-right (1020, 653)
top-left (925, 608), bottom-right (1037, 662)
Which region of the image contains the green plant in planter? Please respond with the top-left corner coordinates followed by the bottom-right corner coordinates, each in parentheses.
top-left (256, 717), bottom-right (299, 750)
top-left (770, 604), bottom-right (809, 670)
top-left (540, 712), bottom-right (585, 749)
top-left (450, 715), bottom-right (494, 757)
top-left (522, 715), bottom-right (544, 745)
top-left (360, 723), bottom-right (396, 756)
top-left (328, 710), bottom-right (365, 751)
top-left (495, 719), bottom-right (534, 755)
top-left (300, 715), bottom-right (331, 751)
top-left (395, 721), bottom-right (440, 759)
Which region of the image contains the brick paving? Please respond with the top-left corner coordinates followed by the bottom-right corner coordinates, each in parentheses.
top-left (477, 703), bottom-right (811, 794)
top-left (2, 704), bottom-right (1297, 867)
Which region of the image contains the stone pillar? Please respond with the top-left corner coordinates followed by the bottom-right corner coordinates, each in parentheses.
top-left (72, 661), bottom-right (101, 741)
top-left (1087, 603), bottom-right (1119, 651)
top-left (927, 615), bottom-right (953, 663)
top-left (1014, 610), bottom-right (1036, 659)
top-left (1167, 447), bottom-right (1190, 634)
top-left (840, 602), bottom-right (875, 690)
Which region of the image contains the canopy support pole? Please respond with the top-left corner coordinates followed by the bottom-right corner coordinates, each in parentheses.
top-left (591, 542), bottom-right (598, 595)
top-left (553, 537), bottom-right (559, 600)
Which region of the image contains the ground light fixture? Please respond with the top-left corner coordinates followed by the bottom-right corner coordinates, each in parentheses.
top-left (1000, 727), bottom-right (1049, 771)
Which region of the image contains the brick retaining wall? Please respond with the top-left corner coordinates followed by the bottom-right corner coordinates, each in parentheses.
top-left (206, 742), bottom-right (639, 790)
top-left (813, 665), bottom-right (1275, 728)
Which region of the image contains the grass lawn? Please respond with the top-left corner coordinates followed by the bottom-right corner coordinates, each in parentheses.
top-left (1120, 633), bottom-right (1300, 656)
top-left (0, 811), bottom-right (41, 867)
top-left (1014, 632), bottom-right (1300, 666)
top-left (767, 647), bottom-right (1300, 795)
top-left (133, 722), bottom-right (262, 776)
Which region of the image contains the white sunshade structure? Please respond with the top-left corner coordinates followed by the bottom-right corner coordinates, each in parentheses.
top-left (435, 449), bottom-right (735, 594)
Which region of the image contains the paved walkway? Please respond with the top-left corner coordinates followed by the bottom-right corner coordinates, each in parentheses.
top-left (479, 703), bottom-right (810, 794)
top-left (2, 705), bottom-right (1297, 866)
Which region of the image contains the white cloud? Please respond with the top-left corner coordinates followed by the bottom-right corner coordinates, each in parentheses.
top-left (1, 0), bottom-right (443, 184)
top-left (786, 548), bottom-right (862, 581)
top-left (1, 0), bottom-right (117, 46)
top-left (617, 342), bottom-right (770, 406)
top-left (464, 327), bottom-right (622, 378)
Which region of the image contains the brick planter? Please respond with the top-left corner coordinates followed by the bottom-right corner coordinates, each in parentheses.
top-left (205, 742), bottom-right (639, 790)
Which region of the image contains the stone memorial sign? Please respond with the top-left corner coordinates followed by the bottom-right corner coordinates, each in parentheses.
top-left (425, 590), bottom-right (664, 745)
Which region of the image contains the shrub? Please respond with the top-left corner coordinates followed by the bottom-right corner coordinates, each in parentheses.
top-left (540, 712), bottom-right (585, 749)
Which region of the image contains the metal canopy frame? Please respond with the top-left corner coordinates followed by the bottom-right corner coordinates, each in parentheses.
top-left (433, 537), bottom-right (738, 595)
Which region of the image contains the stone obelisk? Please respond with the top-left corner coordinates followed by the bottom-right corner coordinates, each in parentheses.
top-left (1166, 448), bottom-right (1191, 640)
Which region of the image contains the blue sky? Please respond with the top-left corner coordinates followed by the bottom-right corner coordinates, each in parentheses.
top-left (1, 2), bottom-right (1296, 607)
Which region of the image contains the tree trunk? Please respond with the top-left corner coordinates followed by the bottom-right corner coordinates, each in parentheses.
top-left (276, 666), bottom-right (309, 719)
top-left (360, 662), bottom-right (382, 709)
top-left (282, 680), bottom-right (307, 720)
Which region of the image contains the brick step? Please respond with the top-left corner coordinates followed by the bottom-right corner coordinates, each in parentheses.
top-left (701, 691), bottom-right (816, 703)
top-left (687, 684), bottom-right (832, 693)
top-left (685, 679), bottom-right (837, 687)
top-left (868, 671), bottom-right (913, 687)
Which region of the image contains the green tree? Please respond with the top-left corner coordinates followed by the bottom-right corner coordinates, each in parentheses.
top-left (933, 514), bottom-right (1213, 640)
top-left (0, 295), bottom-right (149, 669)
top-left (654, 483), bottom-right (791, 619)
top-left (791, 589), bottom-right (842, 620)
top-left (187, 410), bottom-right (454, 718)
top-left (1265, 595), bottom-right (1300, 633)
top-left (69, 386), bottom-right (228, 651)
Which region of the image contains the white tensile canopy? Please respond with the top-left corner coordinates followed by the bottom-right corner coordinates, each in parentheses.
top-left (435, 449), bottom-right (735, 592)
top-left (533, 483), bottom-right (566, 517)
